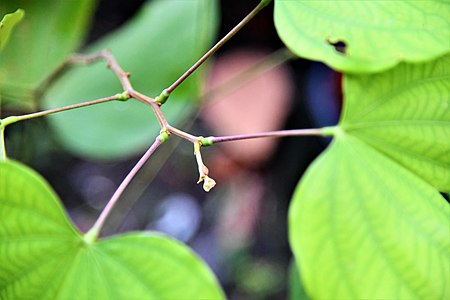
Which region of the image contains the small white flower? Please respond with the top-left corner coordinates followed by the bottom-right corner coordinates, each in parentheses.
top-left (194, 141), bottom-right (216, 192)
top-left (202, 176), bottom-right (216, 192)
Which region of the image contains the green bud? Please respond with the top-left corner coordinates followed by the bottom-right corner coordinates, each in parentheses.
top-left (114, 91), bottom-right (130, 101)
top-left (158, 131), bottom-right (170, 143)
top-left (200, 136), bottom-right (214, 147)
top-left (155, 89), bottom-right (170, 105)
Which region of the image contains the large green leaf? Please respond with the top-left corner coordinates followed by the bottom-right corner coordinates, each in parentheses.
top-left (0, 160), bottom-right (225, 299)
top-left (0, 0), bottom-right (96, 107)
top-left (0, 9), bottom-right (24, 50)
top-left (289, 54), bottom-right (450, 299)
top-left (274, 0), bottom-right (450, 73)
top-left (342, 54), bottom-right (450, 192)
top-left (43, 0), bottom-right (219, 160)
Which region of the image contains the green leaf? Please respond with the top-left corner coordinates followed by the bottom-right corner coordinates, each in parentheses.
top-left (274, 0), bottom-right (450, 73)
top-left (341, 54), bottom-right (450, 192)
top-left (0, 160), bottom-right (225, 299)
top-left (290, 139), bottom-right (449, 299)
top-left (0, 0), bottom-right (96, 107)
top-left (0, 9), bottom-right (24, 50)
top-left (289, 54), bottom-right (450, 299)
top-left (43, 0), bottom-right (219, 160)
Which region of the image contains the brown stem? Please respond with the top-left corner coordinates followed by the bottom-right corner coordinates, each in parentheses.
top-left (1, 94), bottom-right (125, 127)
top-left (204, 128), bottom-right (324, 145)
top-left (70, 50), bottom-right (135, 96)
top-left (68, 52), bottom-right (173, 129)
top-left (167, 125), bottom-right (198, 143)
top-left (133, 91), bottom-right (169, 128)
top-left (159, 0), bottom-right (270, 102)
top-left (85, 136), bottom-right (163, 241)
top-left (203, 48), bottom-right (295, 100)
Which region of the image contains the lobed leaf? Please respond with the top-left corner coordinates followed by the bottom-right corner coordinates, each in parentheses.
top-left (0, 0), bottom-right (96, 107)
top-left (0, 9), bottom-right (24, 50)
top-left (43, 0), bottom-right (219, 160)
top-left (274, 0), bottom-right (450, 73)
top-left (0, 160), bottom-right (225, 299)
top-left (289, 54), bottom-right (450, 298)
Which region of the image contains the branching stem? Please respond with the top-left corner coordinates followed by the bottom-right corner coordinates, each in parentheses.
top-left (70, 51), bottom-right (131, 93)
top-left (69, 51), bottom-right (173, 128)
top-left (1, 0), bottom-right (326, 239)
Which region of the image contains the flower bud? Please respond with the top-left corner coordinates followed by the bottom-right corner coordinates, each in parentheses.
top-left (202, 176), bottom-right (216, 192)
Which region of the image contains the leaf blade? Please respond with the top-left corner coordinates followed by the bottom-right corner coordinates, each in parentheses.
top-left (290, 52), bottom-right (450, 298)
top-left (290, 138), bottom-right (450, 299)
top-left (342, 54), bottom-right (450, 192)
top-left (0, 160), bottom-right (224, 299)
top-left (0, 9), bottom-right (24, 50)
top-left (0, 0), bottom-right (96, 106)
top-left (274, 0), bottom-right (450, 73)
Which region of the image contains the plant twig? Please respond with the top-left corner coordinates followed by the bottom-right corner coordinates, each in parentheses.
top-left (133, 91), bottom-right (170, 129)
top-left (70, 50), bottom-right (136, 99)
top-left (203, 48), bottom-right (295, 100)
top-left (53, 51), bottom-right (172, 128)
top-left (1, 94), bottom-right (128, 127)
top-left (155, 0), bottom-right (272, 105)
top-left (36, 50), bottom-right (131, 99)
top-left (166, 125), bottom-right (198, 143)
top-left (85, 135), bottom-right (165, 242)
top-left (200, 128), bottom-right (325, 145)
top-left (73, 51), bottom-right (173, 128)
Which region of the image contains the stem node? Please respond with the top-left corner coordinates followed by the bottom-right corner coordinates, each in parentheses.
top-left (155, 89), bottom-right (170, 106)
top-left (158, 130), bottom-right (170, 143)
top-left (200, 136), bottom-right (215, 147)
top-left (114, 91), bottom-right (131, 101)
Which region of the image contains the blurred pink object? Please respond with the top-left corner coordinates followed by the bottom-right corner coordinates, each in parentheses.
top-left (202, 49), bottom-right (293, 168)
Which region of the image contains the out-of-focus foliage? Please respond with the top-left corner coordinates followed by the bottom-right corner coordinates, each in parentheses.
top-left (274, 0), bottom-right (450, 73)
top-left (0, 0), bottom-right (96, 108)
top-left (0, 9), bottom-right (24, 50)
top-left (0, 160), bottom-right (225, 299)
top-left (43, 0), bottom-right (219, 160)
top-left (288, 261), bottom-right (309, 300)
top-left (289, 54), bottom-right (450, 299)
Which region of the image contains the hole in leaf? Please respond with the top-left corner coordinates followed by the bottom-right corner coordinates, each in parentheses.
top-left (442, 192), bottom-right (450, 204)
top-left (327, 39), bottom-right (347, 54)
